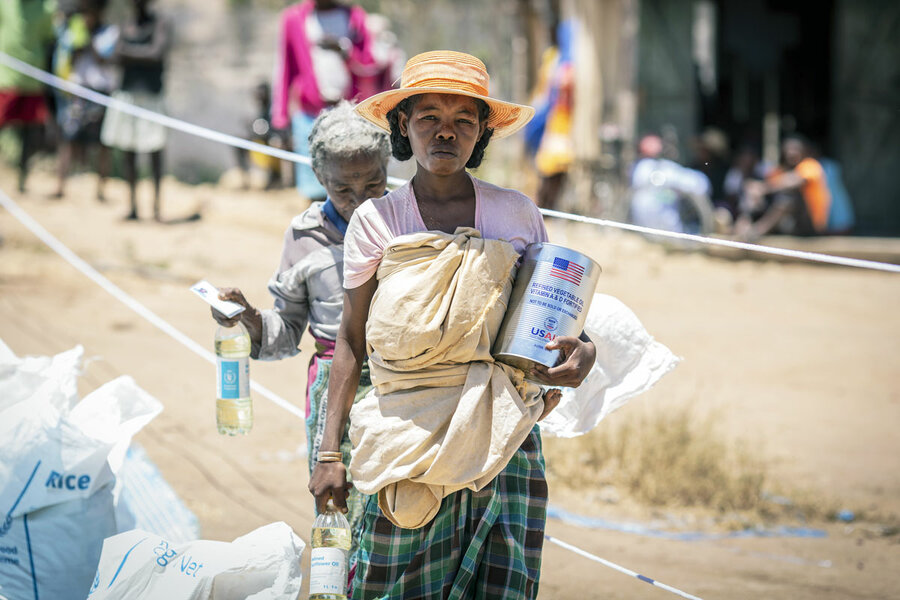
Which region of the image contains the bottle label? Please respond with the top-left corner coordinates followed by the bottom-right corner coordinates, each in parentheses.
top-left (309, 547), bottom-right (347, 595)
top-left (217, 357), bottom-right (249, 399)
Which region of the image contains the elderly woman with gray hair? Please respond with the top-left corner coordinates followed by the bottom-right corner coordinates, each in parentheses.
top-left (211, 101), bottom-right (389, 574)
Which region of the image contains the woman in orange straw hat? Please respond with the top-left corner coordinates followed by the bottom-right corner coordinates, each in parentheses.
top-left (309, 50), bottom-right (595, 598)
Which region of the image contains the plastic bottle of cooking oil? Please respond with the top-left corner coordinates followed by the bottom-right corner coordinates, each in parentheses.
top-left (214, 322), bottom-right (252, 435)
top-left (309, 503), bottom-right (352, 599)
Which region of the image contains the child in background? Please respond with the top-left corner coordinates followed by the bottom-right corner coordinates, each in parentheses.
top-left (53, 0), bottom-right (119, 200)
top-left (0, 0), bottom-right (56, 193)
top-left (235, 83), bottom-right (292, 190)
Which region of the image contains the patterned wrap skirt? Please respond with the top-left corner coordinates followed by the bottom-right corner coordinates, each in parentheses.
top-left (352, 426), bottom-right (548, 600)
top-left (306, 335), bottom-right (373, 588)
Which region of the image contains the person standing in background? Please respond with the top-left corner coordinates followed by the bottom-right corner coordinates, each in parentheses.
top-left (524, 19), bottom-right (575, 210)
top-left (353, 13), bottom-right (405, 100)
top-left (51, 1), bottom-right (84, 188)
top-left (234, 82), bottom-right (292, 190)
top-left (99, 0), bottom-right (170, 221)
top-left (52, 0), bottom-right (119, 201)
top-left (0, 0), bottom-right (56, 193)
top-left (271, 0), bottom-right (374, 203)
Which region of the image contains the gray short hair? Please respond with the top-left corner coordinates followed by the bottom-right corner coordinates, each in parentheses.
top-left (309, 101), bottom-right (391, 173)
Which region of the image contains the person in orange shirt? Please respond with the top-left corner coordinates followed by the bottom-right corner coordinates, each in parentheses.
top-left (735, 135), bottom-right (831, 239)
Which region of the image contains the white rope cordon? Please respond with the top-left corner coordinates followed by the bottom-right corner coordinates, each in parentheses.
top-left (539, 208), bottom-right (900, 274)
top-left (545, 535), bottom-right (705, 600)
top-left (0, 188), bottom-right (304, 420)
top-left (3, 50), bottom-right (898, 274)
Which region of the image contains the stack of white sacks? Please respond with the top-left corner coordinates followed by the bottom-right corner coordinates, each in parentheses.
top-left (0, 340), bottom-right (304, 600)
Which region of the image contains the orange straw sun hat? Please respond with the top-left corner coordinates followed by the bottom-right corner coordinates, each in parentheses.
top-left (355, 50), bottom-right (535, 140)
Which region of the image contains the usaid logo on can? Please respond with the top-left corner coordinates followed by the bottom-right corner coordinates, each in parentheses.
top-left (493, 243), bottom-right (600, 376)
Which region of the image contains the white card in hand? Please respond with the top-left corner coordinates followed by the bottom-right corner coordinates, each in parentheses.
top-left (190, 280), bottom-right (245, 318)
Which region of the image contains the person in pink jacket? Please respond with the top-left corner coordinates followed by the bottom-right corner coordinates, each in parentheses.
top-left (271, 0), bottom-right (375, 202)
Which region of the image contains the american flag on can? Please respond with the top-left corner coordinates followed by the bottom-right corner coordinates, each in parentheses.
top-left (550, 257), bottom-right (584, 285)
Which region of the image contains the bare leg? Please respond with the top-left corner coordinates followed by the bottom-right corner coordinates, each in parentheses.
top-left (54, 139), bottom-right (73, 198)
top-left (235, 146), bottom-right (250, 190)
top-left (265, 162), bottom-right (279, 190)
top-left (736, 200), bottom-right (792, 242)
top-left (150, 150), bottom-right (163, 221)
top-left (96, 144), bottom-right (110, 202)
top-left (123, 150), bottom-right (138, 219)
top-left (269, 136), bottom-right (294, 188)
top-left (281, 158), bottom-right (294, 188)
top-left (271, 137), bottom-right (292, 188)
top-left (18, 125), bottom-right (39, 193)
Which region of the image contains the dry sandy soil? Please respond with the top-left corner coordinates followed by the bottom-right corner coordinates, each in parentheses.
top-left (1, 164), bottom-right (899, 599)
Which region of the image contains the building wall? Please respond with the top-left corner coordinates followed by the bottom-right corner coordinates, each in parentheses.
top-left (156, 0), bottom-right (283, 183)
top-left (832, 0), bottom-right (900, 235)
top-left (635, 0), bottom-right (697, 160)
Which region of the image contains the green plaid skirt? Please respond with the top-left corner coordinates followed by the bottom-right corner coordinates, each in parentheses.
top-left (351, 426), bottom-right (548, 600)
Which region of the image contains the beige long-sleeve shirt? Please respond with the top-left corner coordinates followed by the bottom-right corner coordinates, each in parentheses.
top-left (253, 202), bottom-right (346, 360)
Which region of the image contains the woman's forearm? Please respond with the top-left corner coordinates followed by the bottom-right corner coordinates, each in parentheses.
top-left (765, 171), bottom-right (804, 195)
top-left (317, 336), bottom-right (364, 453)
top-left (316, 276), bottom-right (377, 454)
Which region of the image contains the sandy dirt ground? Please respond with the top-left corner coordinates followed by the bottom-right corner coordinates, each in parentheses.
top-left (1, 164), bottom-right (899, 599)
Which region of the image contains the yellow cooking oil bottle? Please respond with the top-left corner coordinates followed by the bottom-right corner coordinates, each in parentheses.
top-left (214, 321), bottom-right (253, 435)
top-left (309, 503), bottom-right (352, 599)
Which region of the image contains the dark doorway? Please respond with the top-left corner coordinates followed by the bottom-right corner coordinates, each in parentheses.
top-left (638, 0), bottom-right (899, 234)
top-left (707, 0), bottom-right (835, 160)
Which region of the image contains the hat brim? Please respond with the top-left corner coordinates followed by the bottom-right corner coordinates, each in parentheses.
top-left (355, 87), bottom-right (535, 140)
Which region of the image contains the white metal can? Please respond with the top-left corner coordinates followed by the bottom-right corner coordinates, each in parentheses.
top-left (493, 242), bottom-right (601, 373)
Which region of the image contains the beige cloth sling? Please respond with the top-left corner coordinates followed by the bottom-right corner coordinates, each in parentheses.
top-left (348, 228), bottom-right (545, 529)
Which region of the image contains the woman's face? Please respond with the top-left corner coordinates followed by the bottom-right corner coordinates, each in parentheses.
top-left (398, 93), bottom-right (487, 177)
top-left (316, 152), bottom-right (387, 222)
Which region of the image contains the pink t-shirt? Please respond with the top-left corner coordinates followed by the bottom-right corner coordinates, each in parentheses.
top-left (343, 175), bottom-right (549, 289)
